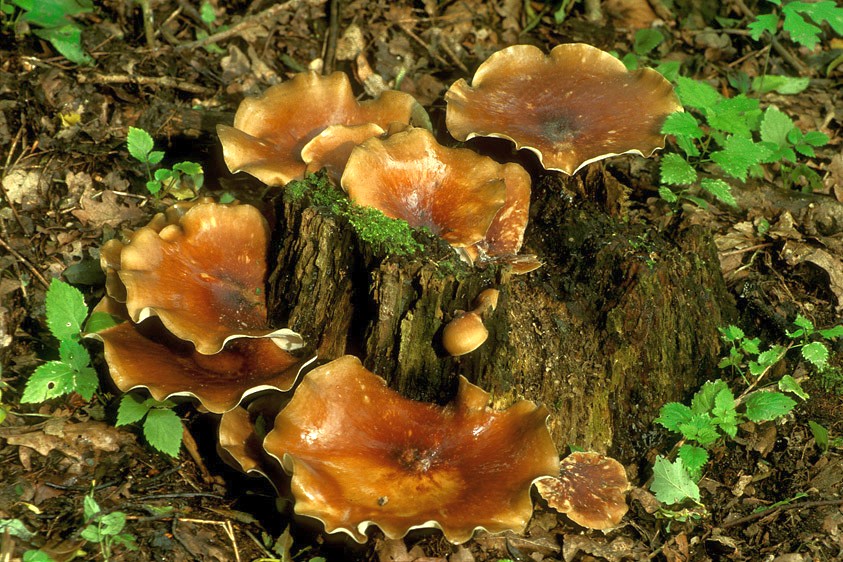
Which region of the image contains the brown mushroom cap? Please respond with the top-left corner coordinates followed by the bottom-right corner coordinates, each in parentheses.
top-left (301, 123), bottom-right (386, 184)
top-left (442, 311), bottom-right (488, 356)
top-left (476, 162), bottom-right (532, 257)
top-left (342, 128), bottom-right (508, 248)
top-left (117, 201), bottom-right (301, 354)
top-left (445, 43), bottom-right (682, 175)
top-left (535, 451), bottom-right (630, 529)
top-left (217, 72), bottom-right (430, 186)
top-left (263, 355), bottom-right (559, 544)
top-left (88, 299), bottom-right (312, 414)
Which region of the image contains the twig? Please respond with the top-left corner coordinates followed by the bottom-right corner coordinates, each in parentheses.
top-left (178, 0), bottom-right (313, 50)
top-left (176, 518), bottom-right (241, 562)
top-left (77, 73), bottom-right (215, 96)
top-left (721, 498), bottom-right (843, 528)
top-left (0, 237), bottom-right (50, 289)
top-left (324, 0), bottom-right (340, 74)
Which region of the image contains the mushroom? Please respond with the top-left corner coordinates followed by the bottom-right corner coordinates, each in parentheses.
top-left (116, 201), bottom-right (302, 354)
top-left (217, 71), bottom-right (430, 186)
top-left (342, 128), bottom-right (511, 249)
top-left (442, 288), bottom-right (499, 356)
top-left (262, 355), bottom-right (559, 544)
top-left (301, 123), bottom-right (386, 184)
top-left (87, 297), bottom-right (313, 414)
top-left (535, 451), bottom-right (630, 529)
top-left (445, 43), bottom-right (682, 175)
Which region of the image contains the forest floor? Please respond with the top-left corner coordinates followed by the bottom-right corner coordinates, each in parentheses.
top-left (0, 0), bottom-right (842, 561)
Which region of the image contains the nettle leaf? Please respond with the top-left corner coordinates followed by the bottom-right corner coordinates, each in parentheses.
top-left (802, 341), bottom-right (829, 369)
top-left (675, 76), bottom-right (721, 111)
top-left (146, 150), bottom-right (165, 165)
top-left (793, 313), bottom-right (814, 333)
top-left (752, 75), bottom-right (810, 95)
top-left (650, 456), bottom-right (700, 504)
top-left (21, 357), bottom-right (97, 402)
top-left (720, 325), bottom-right (744, 342)
top-left (760, 106), bottom-right (794, 148)
top-left (701, 179), bottom-right (737, 207)
top-left (745, 391), bottom-right (796, 422)
top-left (662, 112), bottom-right (704, 139)
top-left (659, 186), bottom-right (679, 203)
top-left (781, 1), bottom-right (843, 49)
top-left (678, 444), bottom-right (709, 479)
top-left (144, 408), bottom-right (183, 457)
top-left (45, 279), bottom-right (88, 341)
top-left (679, 413), bottom-right (721, 445)
top-left (710, 135), bottom-right (772, 181)
top-left (691, 379), bottom-right (730, 414)
top-left (818, 325), bottom-right (843, 339)
top-left (655, 402), bottom-right (693, 432)
top-left (116, 393), bottom-right (151, 426)
top-left (802, 131), bottom-right (829, 147)
top-left (655, 61), bottom-right (681, 82)
top-left (778, 375), bottom-right (809, 400)
top-left (706, 95), bottom-right (761, 138)
top-left (748, 13), bottom-right (779, 40)
top-left (757, 345), bottom-right (785, 368)
top-left (660, 153), bottom-right (698, 185)
top-left (127, 127), bottom-right (155, 161)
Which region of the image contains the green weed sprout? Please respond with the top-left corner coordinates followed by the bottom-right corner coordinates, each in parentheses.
top-left (126, 127), bottom-right (204, 199)
top-left (659, 77), bottom-right (829, 206)
top-left (21, 279), bottom-right (98, 403)
top-left (81, 487), bottom-right (138, 560)
top-left (115, 393), bottom-right (183, 457)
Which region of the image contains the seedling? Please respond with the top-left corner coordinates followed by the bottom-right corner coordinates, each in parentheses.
top-left (116, 393), bottom-right (183, 457)
top-left (81, 486), bottom-right (138, 560)
top-left (1, 0), bottom-right (94, 65)
top-left (126, 127), bottom-right (204, 199)
top-left (21, 279), bottom-right (98, 403)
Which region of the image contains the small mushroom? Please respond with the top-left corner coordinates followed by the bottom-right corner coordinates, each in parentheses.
top-left (301, 123), bottom-right (386, 184)
top-left (116, 201), bottom-right (301, 354)
top-left (535, 451), bottom-right (630, 529)
top-left (342, 127), bottom-right (509, 248)
top-left (217, 72), bottom-right (430, 186)
top-left (445, 43), bottom-right (682, 175)
top-left (262, 355), bottom-right (559, 544)
top-left (442, 288), bottom-right (499, 356)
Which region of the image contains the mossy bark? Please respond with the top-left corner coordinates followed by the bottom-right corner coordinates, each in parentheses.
top-left (267, 169), bottom-right (736, 462)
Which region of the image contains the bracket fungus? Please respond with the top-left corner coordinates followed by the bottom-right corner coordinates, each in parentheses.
top-left (342, 127), bottom-right (515, 249)
top-left (217, 71), bottom-right (430, 186)
top-left (115, 201), bottom-right (301, 354)
top-left (535, 451), bottom-right (630, 530)
top-left (263, 355), bottom-right (559, 544)
top-left (445, 43), bottom-right (683, 175)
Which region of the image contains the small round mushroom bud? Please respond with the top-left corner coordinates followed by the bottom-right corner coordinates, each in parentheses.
top-left (442, 311), bottom-right (488, 357)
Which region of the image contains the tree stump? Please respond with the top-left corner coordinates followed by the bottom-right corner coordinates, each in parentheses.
top-left (267, 168), bottom-right (736, 462)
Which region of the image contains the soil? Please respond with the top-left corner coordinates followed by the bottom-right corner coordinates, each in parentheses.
top-left (1, 1), bottom-right (842, 561)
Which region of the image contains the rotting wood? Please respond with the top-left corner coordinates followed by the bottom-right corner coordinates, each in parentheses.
top-left (267, 167), bottom-right (736, 462)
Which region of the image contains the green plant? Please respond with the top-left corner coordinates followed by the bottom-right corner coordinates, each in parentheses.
top-left (286, 173), bottom-right (425, 257)
top-left (81, 486), bottom-right (138, 560)
top-left (1, 0), bottom-right (93, 65)
top-left (126, 127), bottom-right (204, 199)
top-left (749, 0), bottom-right (843, 51)
top-left (194, 0), bottom-right (225, 53)
top-left (658, 77), bottom-right (829, 206)
top-left (116, 393), bottom-right (183, 457)
top-left (0, 519), bottom-right (56, 561)
top-left (616, 28), bottom-right (681, 81)
top-left (21, 279), bottom-right (98, 403)
top-left (648, 316), bottom-right (840, 505)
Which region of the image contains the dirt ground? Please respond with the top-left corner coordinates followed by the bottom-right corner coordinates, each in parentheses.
top-left (1, 0), bottom-right (842, 561)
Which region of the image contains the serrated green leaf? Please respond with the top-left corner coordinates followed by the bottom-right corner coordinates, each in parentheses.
top-left (172, 161), bottom-right (203, 175)
top-left (748, 13), bottom-right (779, 40)
top-left (650, 456), bottom-right (700, 504)
top-left (752, 75), bottom-right (810, 95)
top-left (660, 153), bottom-right (698, 185)
top-left (793, 313), bottom-right (814, 332)
top-left (45, 278), bottom-right (88, 341)
top-left (781, 2), bottom-right (824, 49)
top-left (707, 95), bottom-right (761, 137)
top-left (741, 337), bottom-right (761, 355)
top-left (802, 341), bottom-right (829, 369)
top-left (23, 550), bottom-right (56, 562)
top-left (675, 76), bottom-right (721, 111)
top-left (757, 345), bottom-right (785, 367)
top-left (33, 25), bottom-right (93, 65)
top-left (710, 135), bottom-right (772, 181)
top-left (679, 413), bottom-right (721, 445)
top-left (802, 131), bottom-right (829, 147)
top-left (633, 28), bottom-right (663, 55)
top-left (99, 511), bottom-right (127, 535)
top-left (655, 402), bottom-right (693, 433)
top-left (80, 524), bottom-right (102, 542)
top-left (778, 375), bottom-right (809, 400)
top-left (199, 1), bottom-right (216, 24)
top-left (760, 106), bottom-right (794, 148)
top-left (655, 61), bottom-right (681, 82)
top-left (808, 420), bottom-right (829, 452)
top-left (144, 408), bottom-right (183, 457)
top-left (701, 179), bottom-right (737, 207)
top-left (154, 168), bottom-right (174, 181)
top-left (659, 185), bottom-right (679, 203)
top-left (116, 393), bottom-right (151, 426)
top-left (127, 127), bottom-right (155, 162)
top-left (58, 338), bottom-right (90, 373)
top-left (146, 150), bottom-right (165, 165)
top-left (146, 180), bottom-right (162, 195)
top-left (691, 379), bottom-right (730, 414)
top-left (720, 325), bottom-right (745, 342)
top-left (818, 325), bottom-right (843, 339)
top-left (678, 444), bottom-right (708, 479)
top-left (745, 391), bottom-right (796, 422)
top-left (21, 362), bottom-right (77, 402)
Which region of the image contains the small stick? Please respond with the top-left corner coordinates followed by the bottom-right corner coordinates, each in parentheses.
top-left (78, 73), bottom-right (215, 96)
top-left (721, 498), bottom-right (843, 528)
top-left (0, 237), bottom-right (50, 289)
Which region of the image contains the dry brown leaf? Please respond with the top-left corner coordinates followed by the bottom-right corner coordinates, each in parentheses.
top-left (72, 187), bottom-right (146, 228)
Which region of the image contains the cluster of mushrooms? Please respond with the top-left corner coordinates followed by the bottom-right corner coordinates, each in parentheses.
top-left (88, 43), bottom-right (682, 544)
